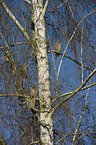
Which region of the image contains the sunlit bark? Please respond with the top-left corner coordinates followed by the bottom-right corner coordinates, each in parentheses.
top-left (32, 0), bottom-right (53, 144)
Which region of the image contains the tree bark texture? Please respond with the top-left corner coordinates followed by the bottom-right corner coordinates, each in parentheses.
top-left (32, 0), bottom-right (53, 144)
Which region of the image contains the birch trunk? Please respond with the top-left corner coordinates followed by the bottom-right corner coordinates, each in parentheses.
top-left (32, 0), bottom-right (53, 144)
top-left (1, 0), bottom-right (53, 143)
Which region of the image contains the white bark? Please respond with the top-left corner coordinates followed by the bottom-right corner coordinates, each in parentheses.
top-left (32, 0), bottom-right (53, 144)
top-left (1, 0), bottom-right (53, 144)
top-left (1, 0), bottom-right (95, 144)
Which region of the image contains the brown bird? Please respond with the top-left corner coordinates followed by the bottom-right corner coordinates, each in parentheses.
top-left (30, 85), bottom-right (37, 114)
top-left (55, 41), bottom-right (62, 59)
top-left (20, 63), bottom-right (28, 88)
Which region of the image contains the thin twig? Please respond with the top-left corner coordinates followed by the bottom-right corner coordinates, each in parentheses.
top-left (81, 17), bottom-right (84, 83)
top-left (51, 68), bottom-right (96, 114)
top-left (48, 50), bottom-right (93, 70)
top-left (52, 82), bottom-right (96, 105)
top-left (58, 9), bottom-right (96, 77)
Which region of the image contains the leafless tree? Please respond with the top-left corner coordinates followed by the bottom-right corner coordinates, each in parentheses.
top-left (0, 0), bottom-right (96, 144)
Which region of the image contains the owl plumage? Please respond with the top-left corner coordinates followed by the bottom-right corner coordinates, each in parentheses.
top-left (30, 85), bottom-right (37, 114)
top-left (55, 41), bottom-right (62, 59)
top-left (20, 63), bottom-right (28, 88)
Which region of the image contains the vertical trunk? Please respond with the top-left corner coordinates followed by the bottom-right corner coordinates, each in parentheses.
top-left (32, 0), bottom-right (53, 144)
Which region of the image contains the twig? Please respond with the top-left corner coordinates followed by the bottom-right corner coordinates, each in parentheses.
top-left (58, 9), bottom-right (96, 77)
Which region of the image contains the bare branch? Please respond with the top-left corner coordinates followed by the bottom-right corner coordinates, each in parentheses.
top-left (48, 50), bottom-right (93, 71)
top-left (56, 130), bottom-right (96, 145)
top-left (0, 42), bottom-right (28, 49)
top-left (0, 93), bottom-right (29, 98)
top-left (43, 0), bottom-right (49, 16)
top-left (0, 0), bottom-right (30, 41)
top-left (52, 82), bottom-right (96, 105)
top-left (66, 0), bottom-right (77, 23)
top-left (72, 78), bottom-right (92, 144)
top-left (72, 109), bottom-right (84, 144)
top-left (51, 68), bottom-right (96, 114)
top-left (30, 141), bottom-right (40, 145)
top-left (23, 0), bottom-right (32, 6)
top-left (74, 132), bottom-right (96, 145)
top-left (58, 9), bottom-right (96, 77)
top-left (81, 17), bottom-right (84, 83)
top-left (46, 0), bottom-right (67, 17)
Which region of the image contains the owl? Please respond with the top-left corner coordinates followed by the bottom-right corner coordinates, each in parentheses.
top-left (30, 85), bottom-right (37, 99)
top-left (55, 41), bottom-right (62, 59)
top-left (30, 85), bottom-right (37, 114)
top-left (20, 63), bottom-right (28, 88)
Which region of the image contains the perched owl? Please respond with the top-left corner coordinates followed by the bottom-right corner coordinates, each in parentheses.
top-left (20, 63), bottom-right (28, 88)
top-left (30, 85), bottom-right (37, 114)
top-left (55, 41), bottom-right (62, 59)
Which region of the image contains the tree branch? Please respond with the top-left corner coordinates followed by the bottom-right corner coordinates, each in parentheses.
top-left (48, 50), bottom-right (93, 71)
top-left (23, 0), bottom-right (32, 6)
top-left (46, 0), bottom-right (67, 17)
top-left (74, 132), bottom-right (96, 145)
top-left (0, 93), bottom-right (29, 98)
top-left (52, 82), bottom-right (96, 105)
top-left (56, 130), bottom-right (96, 145)
top-left (51, 68), bottom-right (96, 114)
top-left (43, 0), bottom-right (49, 16)
top-left (72, 78), bottom-right (91, 144)
top-left (0, 42), bottom-right (28, 49)
top-left (66, 0), bottom-right (77, 23)
top-left (58, 9), bottom-right (96, 76)
top-left (0, 0), bottom-right (30, 41)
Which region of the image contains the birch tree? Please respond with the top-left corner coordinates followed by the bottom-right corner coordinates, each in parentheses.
top-left (0, 0), bottom-right (96, 144)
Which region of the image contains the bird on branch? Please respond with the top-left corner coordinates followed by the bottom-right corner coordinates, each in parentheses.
top-left (30, 85), bottom-right (37, 114)
top-left (55, 41), bottom-right (62, 59)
